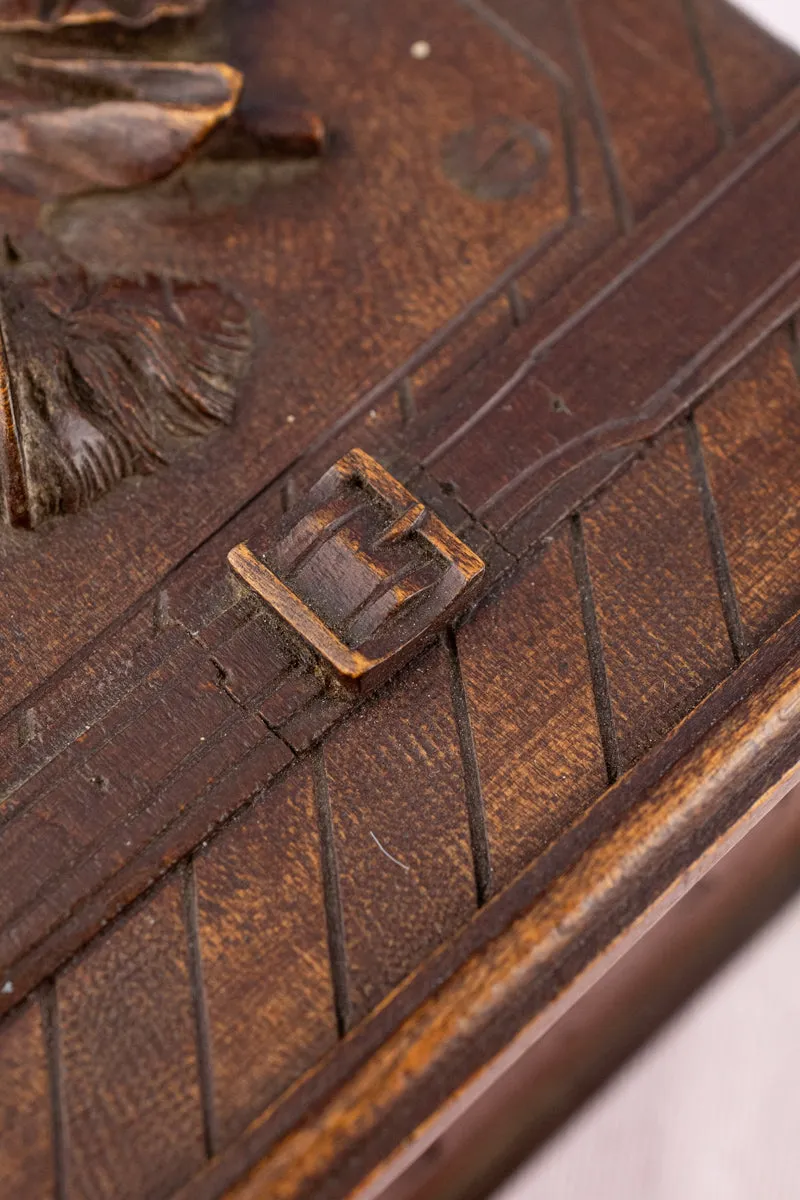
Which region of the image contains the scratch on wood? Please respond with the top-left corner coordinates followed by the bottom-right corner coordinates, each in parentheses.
top-left (369, 831), bottom-right (410, 872)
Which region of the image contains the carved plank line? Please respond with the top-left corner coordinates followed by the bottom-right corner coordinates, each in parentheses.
top-left (684, 413), bottom-right (750, 664)
top-left (790, 314), bottom-right (800, 376)
top-left (680, 0), bottom-right (734, 147)
top-left (179, 601), bottom-right (800, 1200)
top-left (569, 513), bottom-right (622, 783)
top-left (562, 0), bottom-right (634, 233)
top-left (40, 981), bottom-right (66, 1200)
top-left (423, 105), bottom-right (800, 469)
top-left (3, 280), bottom-right (800, 1027)
top-left (183, 859), bottom-right (218, 1160)
top-left (4, 86), bottom-right (795, 762)
top-left (0, 217), bottom-right (571, 747)
top-left (482, 254), bottom-right (800, 541)
top-left (444, 628), bottom-right (493, 905)
top-left (678, 286), bottom-right (800, 407)
top-left (312, 748), bottom-right (352, 1037)
top-left (0, 699), bottom-right (253, 951)
top-left (457, 0), bottom-right (581, 217)
top-left (218, 649), bottom-right (800, 1200)
top-left (303, 220), bottom-right (573, 460)
top-left (4, 83), bottom-right (800, 761)
top-left (0, 733), bottom-right (292, 1024)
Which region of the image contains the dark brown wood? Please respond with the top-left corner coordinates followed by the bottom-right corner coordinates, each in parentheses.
top-left (0, 0), bottom-right (597, 720)
top-left (580, 425), bottom-right (734, 769)
top-left (691, 0), bottom-right (800, 134)
top-left (696, 331), bottom-right (800, 646)
top-left (457, 527), bottom-right (607, 893)
top-left (193, 764), bottom-right (337, 1148)
top-left (322, 644), bottom-right (477, 1026)
top-left (0, 997), bottom-right (53, 1198)
top-left (0, 271), bottom-right (251, 526)
top-left (229, 449), bottom-right (485, 695)
top-left (58, 875), bottom-right (206, 1200)
top-left (0, 3), bottom-right (799, 1199)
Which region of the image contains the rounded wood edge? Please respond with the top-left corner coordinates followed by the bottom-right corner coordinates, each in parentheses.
top-left (202, 646), bottom-right (800, 1200)
top-left (356, 769), bottom-right (800, 1200)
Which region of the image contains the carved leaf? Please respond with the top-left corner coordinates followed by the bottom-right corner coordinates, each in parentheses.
top-left (0, 270), bottom-right (252, 527)
top-left (0, 0), bottom-right (207, 30)
top-left (0, 56), bottom-right (242, 197)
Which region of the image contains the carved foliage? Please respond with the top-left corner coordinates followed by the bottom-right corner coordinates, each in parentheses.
top-left (0, 0), bottom-right (208, 30)
top-left (0, 56), bottom-right (243, 197)
top-left (0, 269), bottom-right (252, 527)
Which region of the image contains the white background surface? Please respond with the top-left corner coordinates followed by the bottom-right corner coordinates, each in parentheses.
top-left (495, 895), bottom-right (800, 1200)
top-left (495, 3), bottom-right (800, 1198)
top-left (732, 0), bottom-right (800, 45)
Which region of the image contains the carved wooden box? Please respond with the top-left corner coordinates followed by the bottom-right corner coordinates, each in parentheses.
top-left (1, 1), bottom-right (800, 1198)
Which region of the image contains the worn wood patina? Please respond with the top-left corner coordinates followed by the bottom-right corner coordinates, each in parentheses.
top-left (1, 1), bottom-right (800, 1198)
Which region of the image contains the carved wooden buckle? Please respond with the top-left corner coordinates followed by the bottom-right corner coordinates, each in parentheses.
top-left (228, 449), bottom-right (485, 694)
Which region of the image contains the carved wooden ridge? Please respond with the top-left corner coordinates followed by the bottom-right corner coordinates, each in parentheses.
top-left (1, 3), bottom-right (800, 1200)
top-left (228, 449), bottom-right (485, 694)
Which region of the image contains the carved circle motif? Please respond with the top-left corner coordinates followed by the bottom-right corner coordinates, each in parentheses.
top-left (441, 116), bottom-right (551, 201)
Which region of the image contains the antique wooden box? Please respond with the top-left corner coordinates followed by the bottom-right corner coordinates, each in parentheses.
top-left (1, 1), bottom-right (800, 1197)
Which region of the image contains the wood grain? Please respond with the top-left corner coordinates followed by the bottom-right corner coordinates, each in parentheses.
top-left (570, 0), bottom-right (720, 219)
top-left (694, 332), bottom-right (800, 649)
top-left (421, 103), bottom-right (800, 546)
top-left (194, 764), bottom-right (337, 1150)
top-left (0, 0), bottom-right (586, 720)
top-left (58, 876), bottom-right (205, 1200)
top-left (221, 624), bottom-right (800, 1200)
top-left (456, 529), bottom-right (606, 892)
top-left (581, 426), bottom-right (734, 769)
top-left (691, 0), bottom-right (800, 134)
top-left (322, 645), bottom-right (477, 1025)
top-left (0, 997), bottom-right (53, 1199)
top-left (0, 5), bottom-right (797, 1200)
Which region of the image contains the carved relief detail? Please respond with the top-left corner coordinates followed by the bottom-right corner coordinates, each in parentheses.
top-left (229, 449), bottom-right (485, 695)
top-left (0, 270), bottom-right (252, 527)
top-left (0, 56), bottom-right (243, 198)
top-left (0, 0), bottom-right (208, 31)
